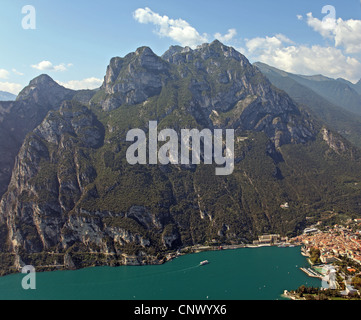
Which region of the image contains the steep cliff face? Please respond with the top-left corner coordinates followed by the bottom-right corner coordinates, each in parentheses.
top-left (0, 100), bottom-right (169, 270)
top-left (1, 42), bottom-right (361, 275)
top-left (163, 42), bottom-right (315, 160)
top-left (99, 41), bottom-right (315, 148)
top-left (0, 75), bottom-right (75, 198)
top-left (321, 127), bottom-right (347, 154)
top-left (1, 101), bottom-right (103, 253)
top-left (100, 46), bottom-right (171, 111)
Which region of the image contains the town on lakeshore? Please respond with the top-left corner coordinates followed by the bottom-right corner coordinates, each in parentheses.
top-left (285, 219), bottom-right (361, 300)
top-left (164, 218), bottom-right (361, 300)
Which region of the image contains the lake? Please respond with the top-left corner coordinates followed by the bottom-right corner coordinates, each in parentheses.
top-left (0, 246), bottom-right (320, 300)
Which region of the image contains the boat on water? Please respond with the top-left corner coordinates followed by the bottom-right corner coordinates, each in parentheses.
top-left (200, 260), bottom-right (209, 266)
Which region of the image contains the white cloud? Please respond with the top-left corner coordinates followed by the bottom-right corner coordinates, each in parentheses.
top-left (0, 82), bottom-right (23, 95)
top-left (306, 12), bottom-right (336, 39)
top-left (244, 35), bottom-right (361, 82)
top-left (297, 15), bottom-right (303, 21)
top-left (214, 29), bottom-right (237, 43)
top-left (334, 19), bottom-right (361, 53)
top-left (56, 77), bottom-right (103, 90)
top-left (245, 34), bottom-right (294, 54)
top-left (31, 61), bottom-right (72, 72)
top-left (133, 7), bottom-right (208, 48)
top-left (12, 69), bottom-right (24, 76)
top-left (306, 13), bottom-right (361, 54)
top-left (0, 69), bottom-right (10, 79)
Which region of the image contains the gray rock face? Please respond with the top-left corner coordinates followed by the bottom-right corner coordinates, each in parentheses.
top-left (0, 102), bottom-right (102, 253)
top-left (61, 214), bottom-right (150, 251)
top-left (0, 101), bottom-right (160, 259)
top-left (99, 40), bottom-right (315, 147)
top-left (188, 41), bottom-right (313, 146)
top-left (0, 75), bottom-right (75, 198)
top-left (34, 101), bottom-right (104, 148)
top-left (322, 127), bottom-right (347, 154)
top-left (126, 206), bottom-right (161, 230)
top-left (101, 47), bottom-right (170, 110)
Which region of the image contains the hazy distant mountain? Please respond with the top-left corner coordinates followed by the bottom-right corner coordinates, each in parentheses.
top-left (254, 62), bottom-right (361, 149)
top-left (355, 80), bottom-right (361, 96)
top-left (0, 91), bottom-right (16, 101)
top-left (254, 63), bottom-right (361, 116)
top-left (336, 78), bottom-right (361, 96)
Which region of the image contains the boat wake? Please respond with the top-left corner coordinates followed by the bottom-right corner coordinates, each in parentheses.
top-left (168, 264), bottom-right (201, 274)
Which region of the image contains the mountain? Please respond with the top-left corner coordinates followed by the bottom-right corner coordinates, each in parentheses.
top-left (254, 62), bottom-right (361, 149)
top-left (336, 78), bottom-right (361, 96)
top-left (254, 63), bottom-right (361, 116)
top-left (1, 41), bottom-right (361, 275)
top-left (355, 80), bottom-right (361, 96)
top-left (0, 91), bottom-right (16, 101)
top-left (0, 75), bottom-right (76, 198)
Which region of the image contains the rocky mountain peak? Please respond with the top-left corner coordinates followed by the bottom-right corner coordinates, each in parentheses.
top-left (29, 74), bottom-right (56, 86)
top-left (162, 41), bottom-right (249, 70)
top-left (16, 74), bottom-right (74, 105)
top-left (161, 45), bottom-right (184, 60)
top-left (17, 74), bottom-right (58, 98)
top-left (195, 40), bottom-right (246, 63)
top-left (134, 46), bottom-right (168, 71)
top-left (135, 46), bottom-right (154, 56)
top-left (0, 74), bottom-right (76, 198)
top-left (101, 46), bottom-right (170, 110)
top-left (196, 39), bottom-right (227, 54)
top-left (98, 42), bottom-right (314, 147)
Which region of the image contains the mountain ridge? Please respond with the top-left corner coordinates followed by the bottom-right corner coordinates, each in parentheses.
top-left (0, 75), bottom-right (76, 199)
top-left (254, 62), bottom-right (361, 116)
top-left (254, 62), bottom-right (361, 149)
top-left (0, 91), bottom-right (16, 101)
top-left (1, 42), bottom-right (361, 275)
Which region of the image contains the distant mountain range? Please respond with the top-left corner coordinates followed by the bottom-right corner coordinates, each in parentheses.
top-left (1, 41), bottom-right (361, 275)
top-left (336, 78), bottom-right (361, 96)
top-left (0, 91), bottom-right (16, 101)
top-left (254, 62), bottom-right (361, 116)
top-left (254, 62), bottom-right (361, 149)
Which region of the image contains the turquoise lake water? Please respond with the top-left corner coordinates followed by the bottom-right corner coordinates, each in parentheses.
top-left (0, 246), bottom-right (320, 300)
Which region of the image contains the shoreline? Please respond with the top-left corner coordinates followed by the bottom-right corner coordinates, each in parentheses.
top-left (164, 242), bottom-right (301, 263)
top-left (0, 244), bottom-right (320, 301)
top-left (2, 243), bottom-right (319, 300)
top-left (1, 241), bottom-right (302, 277)
top-left (282, 290), bottom-right (306, 300)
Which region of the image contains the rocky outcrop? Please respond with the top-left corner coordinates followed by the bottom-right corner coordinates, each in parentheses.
top-left (16, 74), bottom-right (74, 106)
top-left (162, 40), bottom-right (315, 146)
top-left (0, 98), bottom-right (173, 264)
top-left (0, 101), bottom-right (104, 254)
top-left (322, 127), bottom-right (347, 154)
top-left (100, 47), bottom-right (170, 111)
top-left (0, 75), bottom-right (75, 198)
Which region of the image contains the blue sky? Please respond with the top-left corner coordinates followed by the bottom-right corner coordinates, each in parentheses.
top-left (1, 0), bottom-right (361, 94)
